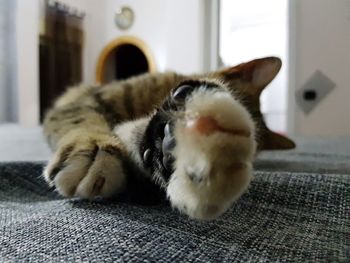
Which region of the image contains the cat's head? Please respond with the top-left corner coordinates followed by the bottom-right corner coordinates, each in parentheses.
top-left (211, 56), bottom-right (296, 150)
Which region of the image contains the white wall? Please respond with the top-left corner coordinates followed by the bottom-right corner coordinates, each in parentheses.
top-left (0, 0), bottom-right (16, 123)
top-left (16, 0), bottom-right (208, 125)
top-left (48, 0), bottom-right (206, 85)
top-left (16, 0), bottom-right (40, 126)
top-left (17, 0), bottom-right (107, 125)
top-left (163, 0), bottom-right (205, 73)
top-left (91, 0), bottom-right (206, 79)
top-left (0, 0), bottom-right (7, 122)
top-left (220, 0), bottom-right (288, 133)
top-left (290, 0), bottom-right (350, 136)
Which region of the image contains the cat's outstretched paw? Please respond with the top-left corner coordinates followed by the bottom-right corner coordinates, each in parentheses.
top-left (44, 131), bottom-right (126, 199)
top-left (144, 80), bottom-right (257, 220)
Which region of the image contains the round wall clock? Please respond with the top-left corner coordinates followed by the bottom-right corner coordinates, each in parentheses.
top-left (115, 6), bottom-right (134, 30)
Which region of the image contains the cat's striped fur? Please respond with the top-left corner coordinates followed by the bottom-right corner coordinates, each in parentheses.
top-left (43, 57), bottom-right (295, 219)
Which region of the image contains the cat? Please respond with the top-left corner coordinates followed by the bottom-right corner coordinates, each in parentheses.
top-left (43, 57), bottom-right (295, 220)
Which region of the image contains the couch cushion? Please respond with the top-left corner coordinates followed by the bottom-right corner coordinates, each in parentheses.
top-left (0, 125), bottom-right (349, 261)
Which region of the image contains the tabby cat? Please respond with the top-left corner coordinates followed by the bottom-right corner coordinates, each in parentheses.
top-left (43, 57), bottom-right (295, 220)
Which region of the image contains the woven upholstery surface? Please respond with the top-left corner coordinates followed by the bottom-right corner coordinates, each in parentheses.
top-left (0, 126), bottom-right (349, 262)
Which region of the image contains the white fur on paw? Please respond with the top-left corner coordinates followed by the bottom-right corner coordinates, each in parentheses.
top-left (53, 156), bottom-right (91, 197)
top-left (167, 88), bottom-right (256, 220)
top-left (75, 151), bottom-right (125, 198)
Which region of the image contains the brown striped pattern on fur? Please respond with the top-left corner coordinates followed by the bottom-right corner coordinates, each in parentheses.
top-left (43, 72), bottom-right (185, 149)
top-left (44, 60), bottom-right (295, 155)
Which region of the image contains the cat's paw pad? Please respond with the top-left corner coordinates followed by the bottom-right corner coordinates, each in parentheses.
top-left (166, 80), bottom-right (257, 219)
top-left (44, 132), bottom-right (126, 199)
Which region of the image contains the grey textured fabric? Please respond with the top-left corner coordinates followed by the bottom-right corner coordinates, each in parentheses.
top-left (0, 125), bottom-right (349, 262)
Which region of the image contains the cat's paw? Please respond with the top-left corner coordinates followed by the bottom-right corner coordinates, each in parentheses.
top-left (44, 131), bottom-right (127, 199)
top-left (162, 80), bottom-right (256, 219)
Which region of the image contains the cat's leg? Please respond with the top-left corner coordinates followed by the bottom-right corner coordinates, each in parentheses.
top-left (43, 129), bottom-right (128, 198)
top-left (141, 80), bottom-right (257, 220)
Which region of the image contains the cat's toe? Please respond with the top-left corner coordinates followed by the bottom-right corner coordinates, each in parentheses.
top-left (51, 157), bottom-right (91, 197)
top-left (44, 139), bottom-right (126, 199)
top-left (44, 145), bottom-right (91, 197)
top-left (75, 149), bottom-right (125, 198)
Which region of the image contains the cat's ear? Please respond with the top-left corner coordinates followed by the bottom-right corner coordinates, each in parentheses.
top-left (216, 57), bottom-right (296, 150)
top-left (262, 131), bottom-right (296, 150)
top-left (250, 57), bottom-right (281, 89)
top-left (220, 57), bottom-right (282, 95)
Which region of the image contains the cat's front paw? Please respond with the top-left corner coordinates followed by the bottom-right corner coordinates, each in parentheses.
top-left (44, 131), bottom-right (127, 199)
top-left (167, 81), bottom-right (257, 220)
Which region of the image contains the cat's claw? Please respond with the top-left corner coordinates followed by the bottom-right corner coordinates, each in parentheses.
top-left (171, 84), bottom-right (195, 105)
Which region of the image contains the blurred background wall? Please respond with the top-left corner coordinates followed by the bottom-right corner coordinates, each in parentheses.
top-left (290, 0), bottom-right (350, 136)
top-left (2, 0), bottom-right (350, 136)
top-left (220, 0), bottom-right (288, 133)
top-left (14, 0), bottom-right (208, 125)
top-left (0, 0), bottom-right (17, 123)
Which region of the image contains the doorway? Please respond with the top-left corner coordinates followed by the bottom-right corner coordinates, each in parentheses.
top-left (95, 36), bottom-right (156, 84)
